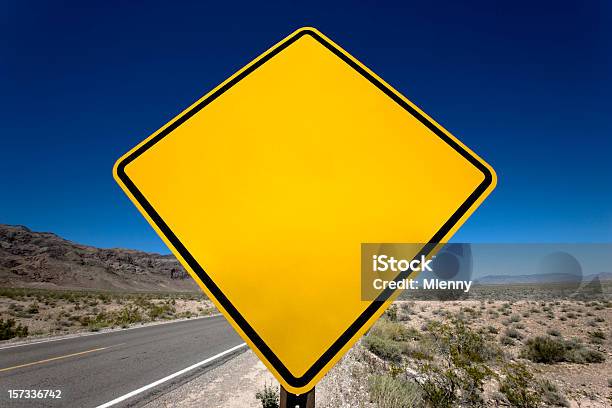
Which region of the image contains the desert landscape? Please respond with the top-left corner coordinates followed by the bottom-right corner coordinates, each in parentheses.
top-left (1, 224), bottom-right (610, 407)
top-left (314, 287), bottom-right (612, 408)
top-left (0, 224), bottom-right (213, 340)
top-left (163, 290), bottom-right (611, 408)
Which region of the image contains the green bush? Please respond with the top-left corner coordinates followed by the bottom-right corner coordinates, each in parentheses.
top-left (0, 318), bottom-right (28, 340)
top-left (401, 343), bottom-right (433, 361)
top-left (369, 319), bottom-right (412, 342)
top-left (364, 335), bottom-right (402, 362)
top-left (369, 374), bottom-right (423, 408)
top-left (26, 303), bottom-right (39, 314)
top-left (499, 362), bottom-right (541, 408)
top-left (539, 379), bottom-right (568, 407)
top-left (113, 306), bottom-right (143, 327)
top-left (567, 345), bottom-right (605, 363)
top-left (148, 303), bottom-right (175, 320)
top-left (521, 336), bottom-right (605, 364)
top-left (385, 304), bottom-right (398, 321)
top-left (588, 330), bottom-right (606, 344)
top-left (255, 384), bottom-right (279, 408)
top-left (419, 320), bottom-right (496, 406)
top-left (521, 336), bottom-right (567, 363)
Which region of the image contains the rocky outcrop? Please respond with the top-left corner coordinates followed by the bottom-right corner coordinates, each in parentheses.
top-left (0, 224), bottom-right (198, 292)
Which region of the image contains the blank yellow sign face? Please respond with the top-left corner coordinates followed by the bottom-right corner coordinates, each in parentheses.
top-left (114, 27), bottom-right (496, 393)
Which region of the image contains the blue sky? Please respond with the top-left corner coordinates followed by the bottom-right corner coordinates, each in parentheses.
top-left (1, 1), bottom-right (611, 253)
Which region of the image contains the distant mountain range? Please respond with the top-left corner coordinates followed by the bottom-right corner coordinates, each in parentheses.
top-left (0, 224), bottom-right (199, 292)
top-left (475, 272), bottom-right (612, 285)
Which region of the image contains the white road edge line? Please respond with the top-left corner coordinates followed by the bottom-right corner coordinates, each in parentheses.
top-left (0, 314), bottom-right (222, 350)
top-left (95, 343), bottom-right (247, 408)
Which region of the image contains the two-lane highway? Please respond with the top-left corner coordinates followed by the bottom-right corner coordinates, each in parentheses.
top-left (0, 316), bottom-right (244, 407)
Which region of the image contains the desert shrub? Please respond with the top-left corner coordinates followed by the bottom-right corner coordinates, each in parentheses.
top-left (57, 320), bottom-right (72, 328)
top-left (401, 343), bottom-right (433, 361)
top-left (522, 336), bottom-right (605, 364)
top-left (546, 328), bottom-right (561, 337)
top-left (364, 335), bottom-right (402, 362)
top-left (78, 315), bottom-right (92, 326)
top-left (405, 326), bottom-right (421, 341)
top-left (255, 383), bottom-right (279, 408)
top-left (539, 380), bottom-right (568, 407)
top-left (370, 319), bottom-right (412, 342)
top-left (400, 301), bottom-right (415, 313)
top-left (385, 304), bottom-right (398, 321)
top-left (26, 303), bottom-right (39, 314)
top-left (500, 336), bottom-right (515, 346)
top-left (499, 362), bottom-right (541, 408)
top-left (0, 318), bottom-right (28, 340)
top-left (419, 320), bottom-right (496, 406)
top-left (148, 303), bottom-right (175, 320)
top-left (487, 325), bottom-right (499, 334)
top-left (521, 336), bottom-right (566, 363)
top-left (369, 374), bottom-right (423, 408)
top-left (567, 345), bottom-right (605, 363)
top-left (505, 327), bottom-right (523, 340)
top-left (14, 310), bottom-right (32, 318)
top-left (425, 321), bottom-right (474, 357)
top-left (420, 364), bottom-right (458, 408)
top-left (420, 361), bottom-right (491, 408)
top-left (588, 330), bottom-right (606, 344)
top-left (459, 306), bottom-right (481, 320)
top-left (113, 306), bottom-right (143, 327)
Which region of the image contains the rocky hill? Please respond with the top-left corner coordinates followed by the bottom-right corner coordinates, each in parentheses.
top-left (0, 224), bottom-right (199, 292)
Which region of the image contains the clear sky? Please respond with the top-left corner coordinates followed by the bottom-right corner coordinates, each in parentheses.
top-left (1, 1), bottom-right (611, 253)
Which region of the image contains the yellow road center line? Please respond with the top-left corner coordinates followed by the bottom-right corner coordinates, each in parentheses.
top-left (0, 343), bottom-right (124, 373)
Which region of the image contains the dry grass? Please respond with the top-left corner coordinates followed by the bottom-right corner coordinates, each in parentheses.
top-left (0, 287), bottom-right (215, 339)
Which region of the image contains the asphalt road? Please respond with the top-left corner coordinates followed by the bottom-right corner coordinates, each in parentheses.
top-left (0, 316), bottom-right (244, 408)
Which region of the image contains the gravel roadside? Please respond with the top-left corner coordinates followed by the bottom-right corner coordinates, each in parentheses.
top-left (142, 345), bottom-right (372, 408)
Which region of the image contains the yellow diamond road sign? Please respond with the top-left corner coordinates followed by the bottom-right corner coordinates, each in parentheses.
top-left (113, 27), bottom-right (496, 393)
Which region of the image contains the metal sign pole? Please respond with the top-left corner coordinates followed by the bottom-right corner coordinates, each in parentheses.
top-left (280, 386), bottom-right (315, 408)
